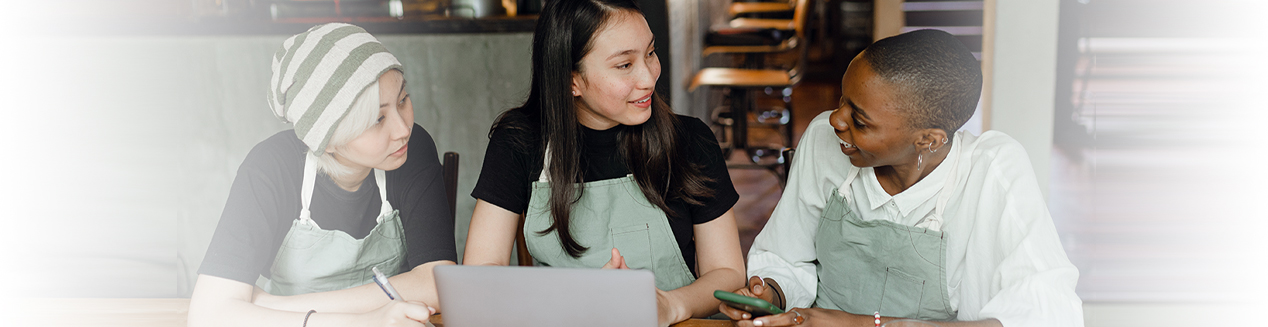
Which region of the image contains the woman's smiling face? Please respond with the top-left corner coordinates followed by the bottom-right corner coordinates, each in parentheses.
top-left (829, 53), bottom-right (922, 168)
top-left (570, 10), bottom-right (660, 130)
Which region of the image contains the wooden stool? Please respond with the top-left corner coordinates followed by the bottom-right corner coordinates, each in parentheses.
top-left (693, 0), bottom-right (810, 180)
top-left (689, 66), bottom-right (801, 176)
top-left (729, 0), bottom-right (796, 17)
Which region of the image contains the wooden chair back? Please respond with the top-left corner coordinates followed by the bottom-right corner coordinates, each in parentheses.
top-left (443, 152), bottom-right (459, 224)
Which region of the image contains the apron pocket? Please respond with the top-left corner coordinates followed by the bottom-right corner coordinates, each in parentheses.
top-left (611, 223), bottom-right (653, 271)
top-left (278, 231), bottom-right (332, 250)
top-left (879, 267), bottom-right (925, 318)
top-left (370, 255), bottom-right (406, 276)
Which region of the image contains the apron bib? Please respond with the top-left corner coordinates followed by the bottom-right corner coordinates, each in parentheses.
top-left (523, 146), bottom-right (696, 291)
top-left (256, 153), bottom-right (409, 296)
top-left (812, 146), bottom-right (962, 320)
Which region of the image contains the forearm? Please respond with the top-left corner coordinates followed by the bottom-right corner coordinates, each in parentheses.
top-left (191, 299), bottom-right (363, 327)
top-left (880, 317), bottom-right (1002, 327)
top-left (746, 183), bottom-right (825, 309)
top-left (191, 275), bottom-right (366, 327)
top-left (666, 266), bottom-right (746, 320)
top-left (254, 261), bottom-right (454, 313)
top-left (672, 210), bottom-right (747, 320)
top-left (461, 200), bottom-right (520, 266)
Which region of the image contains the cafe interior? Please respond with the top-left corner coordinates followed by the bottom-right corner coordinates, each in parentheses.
top-left (3, 0), bottom-right (1265, 326)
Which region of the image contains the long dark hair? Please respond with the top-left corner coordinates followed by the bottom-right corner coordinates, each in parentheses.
top-left (490, 0), bottom-right (714, 258)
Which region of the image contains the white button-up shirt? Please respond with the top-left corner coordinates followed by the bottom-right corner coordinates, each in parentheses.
top-left (748, 111), bottom-right (1083, 326)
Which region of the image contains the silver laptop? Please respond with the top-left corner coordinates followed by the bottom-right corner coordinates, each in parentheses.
top-left (435, 265), bottom-right (657, 327)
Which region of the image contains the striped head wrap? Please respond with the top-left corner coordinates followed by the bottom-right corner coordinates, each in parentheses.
top-left (267, 23), bottom-right (402, 156)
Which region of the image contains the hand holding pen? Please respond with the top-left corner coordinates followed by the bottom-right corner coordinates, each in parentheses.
top-left (364, 266), bottom-right (435, 326)
top-left (372, 266), bottom-right (404, 301)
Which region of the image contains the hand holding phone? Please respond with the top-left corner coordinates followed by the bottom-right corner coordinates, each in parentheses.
top-left (714, 290), bottom-right (784, 317)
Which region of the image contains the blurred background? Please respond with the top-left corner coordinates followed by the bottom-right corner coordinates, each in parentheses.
top-left (1, 0), bottom-right (1265, 325)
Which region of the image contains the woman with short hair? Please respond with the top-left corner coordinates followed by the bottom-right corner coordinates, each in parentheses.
top-left (721, 29), bottom-right (1083, 327)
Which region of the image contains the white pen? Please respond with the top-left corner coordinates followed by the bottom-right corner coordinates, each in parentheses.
top-left (371, 266), bottom-right (403, 301)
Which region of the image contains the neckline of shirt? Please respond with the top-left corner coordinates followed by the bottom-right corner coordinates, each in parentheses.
top-left (857, 138), bottom-right (961, 217)
top-left (315, 171), bottom-right (379, 202)
top-left (581, 123), bottom-right (626, 147)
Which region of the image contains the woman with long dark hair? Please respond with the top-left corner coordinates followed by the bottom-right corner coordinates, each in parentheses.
top-left (463, 0), bottom-right (746, 325)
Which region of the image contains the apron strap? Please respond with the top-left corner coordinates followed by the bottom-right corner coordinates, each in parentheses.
top-left (299, 154), bottom-right (395, 227)
top-left (538, 144), bottom-right (552, 183)
top-left (835, 165), bottom-right (861, 198)
top-left (299, 152), bottom-right (320, 228)
top-left (932, 141), bottom-right (961, 219)
top-left (374, 168), bottom-right (393, 223)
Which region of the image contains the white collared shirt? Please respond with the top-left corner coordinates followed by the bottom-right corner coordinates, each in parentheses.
top-left (848, 148), bottom-right (952, 231)
top-left (748, 111), bottom-right (1084, 326)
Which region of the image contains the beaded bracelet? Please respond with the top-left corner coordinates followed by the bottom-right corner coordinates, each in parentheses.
top-left (874, 311), bottom-right (881, 327)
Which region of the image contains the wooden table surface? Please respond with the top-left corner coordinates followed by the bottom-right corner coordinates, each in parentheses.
top-left (10, 298), bottom-right (736, 327)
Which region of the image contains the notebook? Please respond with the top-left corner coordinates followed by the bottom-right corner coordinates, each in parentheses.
top-left (434, 265), bottom-right (657, 327)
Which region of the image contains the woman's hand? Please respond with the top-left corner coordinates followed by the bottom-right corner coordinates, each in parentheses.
top-left (735, 307), bottom-right (860, 327)
top-left (600, 248), bottom-right (630, 269)
top-left (599, 247), bottom-right (681, 326)
top-left (655, 288), bottom-right (688, 327)
top-left (358, 300), bottom-right (435, 327)
top-left (718, 276), bottom-right (781, 321)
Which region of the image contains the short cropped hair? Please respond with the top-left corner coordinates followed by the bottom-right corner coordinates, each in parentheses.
top-left (862, 29), bottom-right (982, 136)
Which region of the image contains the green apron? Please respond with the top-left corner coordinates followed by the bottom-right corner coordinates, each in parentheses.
top-left (812, 145), bottom-right (961, 320)
top-left (256, 153), bottom-right (409, 296)
top-left (523, 147), bottom-right (696, 291)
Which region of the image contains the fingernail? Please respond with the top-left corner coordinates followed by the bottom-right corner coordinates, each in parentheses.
top-left (754, 320), bottom-right (764, 326)
top-left (742, 313), bottom-right (751, 320)
top-left (428, 307), bottom-right (436, 314)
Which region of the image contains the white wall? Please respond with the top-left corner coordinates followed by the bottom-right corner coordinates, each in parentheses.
top-left (983, 0), bottom-right (1060, 196)
top-left (0, 33), bottom-right (533, 298)
top-left (668, 0), bottom-right (699, 117)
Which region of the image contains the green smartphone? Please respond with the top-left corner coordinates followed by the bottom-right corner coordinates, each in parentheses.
top-left (714, 290), bottom-right (785, 317)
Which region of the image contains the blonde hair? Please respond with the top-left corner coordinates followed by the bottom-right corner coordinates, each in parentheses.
top-left (314, 80), bottom-right (381, 179)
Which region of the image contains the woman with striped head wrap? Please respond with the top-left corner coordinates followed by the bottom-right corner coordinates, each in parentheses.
top-left (189, 23), bottom-right (455, 327)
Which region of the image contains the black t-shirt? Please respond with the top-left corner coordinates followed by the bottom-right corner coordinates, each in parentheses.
top-left (199, 124), bottom-right (456, 285)
top-left (471, 112), bottom-right (739, 276)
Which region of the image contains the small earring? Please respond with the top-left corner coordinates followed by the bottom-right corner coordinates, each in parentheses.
top-left (917, 152), bottom-right (925, 172)
top-left (572, 91), bottom-right (579, 96)
top-left (928, 143), bottom-right (935, 153)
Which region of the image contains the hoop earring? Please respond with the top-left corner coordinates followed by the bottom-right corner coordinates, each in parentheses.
top-left (917, 152), bottom-right (925, 173)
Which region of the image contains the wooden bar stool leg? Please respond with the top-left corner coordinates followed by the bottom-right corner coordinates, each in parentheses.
top-left (782, 86), bottom-right (795, 148)
top-left (731, 87), bottom-right (750, 151)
